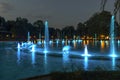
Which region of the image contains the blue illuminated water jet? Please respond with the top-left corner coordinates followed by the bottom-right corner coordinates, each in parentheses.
top-left (27, 32), bottom-right (30, 42)
top-left (44, 21), bottom-right (49, 53)
top-left (109, 16), bottom-right (117, 57)
top-left (31, 44), bottom-right (36, 52)
top-left (17, 43), bottom-right (20, 49)
top-left (82, 45), bottom-right (91, 57)
top-left (17, 46), bottom-right (20, 64)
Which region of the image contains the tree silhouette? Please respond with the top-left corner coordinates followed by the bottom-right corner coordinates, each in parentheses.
top-left (100, 0), bottom-right (107, 12)
top-left (114, 0), bottom-right (120, 24)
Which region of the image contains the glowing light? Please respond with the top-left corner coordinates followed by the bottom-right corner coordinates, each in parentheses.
top-left (62, 46), bottom-right (71, 53)
top-left (110, 16), bottom-right (117, 57)
top-left (56, 39), bottom-right (59, 44)
top-left (118, 40), bottom-right (120, 44)
top-left (62, 40), bottom-right (65, 44)
top-left (112, 57), bottom-right (116, 70)
top-left (109, 54), bottom-right (117, 58)
top-left (84, 56), bottom-right (88, 70)
top-left (31, 51), bottom-right (35, 64)
top-left (31, 44), bottom-right (36, 52)
top-left (68, 40), bottom-right (70, 44)
top-left (82, 45), bottom-right (91, 57)
top-left (78, 40), bottom-right (82, 43)
top-left (72, 40), bottom-right (75, 43)
top-left (27, 32), bottom-right (30, 42)
top-left (49, 40), bottom-right (53, 44)
top-left (37, 41), bottom-right (41, 45)
top-left (17, 48), bottom-right (20, 64)
top-left (44, 21), bottom-right (49, 53)
top-left (17, 43), bottom-right (20, 49)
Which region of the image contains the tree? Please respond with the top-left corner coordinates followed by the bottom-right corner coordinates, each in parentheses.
top-left (62, 26), bottom-right (75, 39)
top-left (85, 11), bottom-right (111, 38)
top-left (0, 16), bottom-right (6, 31)
top-left (76, 22), bottom-right (86, 37)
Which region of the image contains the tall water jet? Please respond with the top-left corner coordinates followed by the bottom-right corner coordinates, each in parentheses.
top-left (44, 21), bottom-right (49, 53)
top-left (17, 43), bottom-right (21, 64)
top-left (110, 16), bottom-right (117, 57)
top-left (27, 32), bottom-right (30, 42)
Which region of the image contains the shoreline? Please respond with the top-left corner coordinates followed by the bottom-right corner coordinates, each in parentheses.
top-left (22, 71), bottom-right (120, 80)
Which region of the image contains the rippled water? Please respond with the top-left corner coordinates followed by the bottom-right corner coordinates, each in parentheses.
top-left (0, 40), bottom-right (120, 80)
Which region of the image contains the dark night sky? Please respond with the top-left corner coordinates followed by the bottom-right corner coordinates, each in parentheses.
top-left (0, 0), bottom-right (115, 29)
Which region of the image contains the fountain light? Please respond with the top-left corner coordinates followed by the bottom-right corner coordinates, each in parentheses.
top-left (31, 44), bottom-right (36, 52)
top-left (17, 43), bottom-right (21, 49)
top-left (62, 45), bottom-right (71, 53)
top-left (82, 45), bottom-right (91, 57)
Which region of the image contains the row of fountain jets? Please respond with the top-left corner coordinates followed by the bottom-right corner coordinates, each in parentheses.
top-left (17, 15), bottom-right (116, 58)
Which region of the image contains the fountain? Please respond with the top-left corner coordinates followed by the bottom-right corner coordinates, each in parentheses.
top-left (17, 43), bottom-right (21, 64)
top-left (17, 43), bottom-right (20, 49)
top-left (82, 45), bottom-right (91, 57)
top-left (62, 45), bottom-right (71, 53)
top-left (110, 16), bottom-right (117, 57)
top-left (44, 21), bottom-right (49, 53)
top-left (27, 32), bottom-right (30, 42)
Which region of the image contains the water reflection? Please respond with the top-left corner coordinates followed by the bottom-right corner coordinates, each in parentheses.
top-left (63, 52), bottom-right (69, 68)
top-left (44, 52), bottom-right (48, 72)
top-left (31, 51), bottom-right (35, 65)
top-left (112, 57), bottom-right (116, 70)
top-left (17, 48), bottom-right (20, 64)
top-left (73, 41), bottom-right (77, 48)
top-left (84, 57), bottom-right (88, 70)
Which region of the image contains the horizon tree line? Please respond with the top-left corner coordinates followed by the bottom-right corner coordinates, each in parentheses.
top-left (0, 11), bottom-right (119, 41)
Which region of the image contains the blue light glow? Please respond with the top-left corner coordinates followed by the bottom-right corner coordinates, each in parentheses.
top-left (27, 32), bottom-right (30, 42)
top-left (82, 45), bottom-right (91, 57)
top-left (37, 41), bottom-right (41, 45)
top-left (84, 56), bottom-right (88, 70)
top-left (68, 40), bottom-right (70, 44)
top-left (44, 21), bottom-right (49, 54)
top-left (17, 43), bottom-right (20, 49)
top-left (63, 51), bottom-right (69, 67)
top-left (31, 51), bottom-right (35, 64)
top-left (72, 40), bottom-right (75, 43)
top-left (56, 39), bottom-right (59, 44)
top-left (62, 45), bottom-right (71, 53)
top-left (110, 16), bottom-right (117, 57)
top-left (78, 40), bottom-right (82, 43)
top-left (17, 48), bottom-right (20, 64)
top-left (62, 40), bottom-right (65, 44)
top-left (49, 40), bottom-right (53, 44)
top-left (112, 57), bottom-right (116, 70)
top-left (118, 40), bottom-right (120, 43)
top-left (31, 44), bottom-right (36, 52)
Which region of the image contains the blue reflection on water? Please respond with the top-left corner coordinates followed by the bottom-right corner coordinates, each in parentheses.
top-left (84, 56), bottom-right (88, 70)
top-left (112, 57), bottom-right (116, 70)
top-left (17, 48), bottom-right (20, 64)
